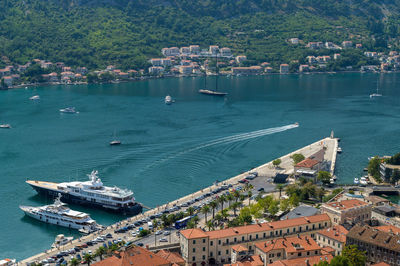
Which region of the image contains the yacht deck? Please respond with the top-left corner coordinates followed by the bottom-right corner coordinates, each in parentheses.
top-left (26, 180), bottom-right (60, 191)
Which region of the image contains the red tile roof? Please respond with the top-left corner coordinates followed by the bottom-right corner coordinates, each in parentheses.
top-left (156, 250), bottom-right (185, 265)
top-left (295, 158), bottom-right (319, 168)
top-left (204, 214), bottom-right (330, 239)
top-left (224, 255), bottom-right (263, 266)
top-left (375, 225), bottom-right (400, 235)
top-left (231, 244), bottom-right (248, 252)
top-left (269, 254), bottom-right (333, 266)
top-left (325, 199), bottom-right (369, 210)
top-left (317, 225), bottom-right (348, 243)
top-left (371, 262), bottom-right (390, 266)
top-left (92, 246), bottom-right (171, 266)
top-left (180, 228), bottom-right (208, 240)
top-left (255, 235), bottom-right (320, 254)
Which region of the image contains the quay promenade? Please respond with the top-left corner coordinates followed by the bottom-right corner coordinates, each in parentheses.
top-left (20, 136), bottom-right (338, 265)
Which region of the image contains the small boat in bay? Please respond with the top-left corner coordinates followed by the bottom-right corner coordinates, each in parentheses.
top-left (110, 130), bottom-right (121, 145)
top-left (29, 95), bottom-right (40, 100)
top-left (60, 107), bottom-right (78, 114)
top-left (165, 95), bottom-right (174, 105)
top-left (0, 124), bottom-right (11, 129)
top-left (51, 234), bottom-right (73, 248)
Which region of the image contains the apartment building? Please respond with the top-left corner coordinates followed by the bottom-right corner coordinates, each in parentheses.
top-left (346, 225), bottom-right (400, 266)
top-left (179, 214), bottom-right (331, 265)
top-left (316, 225), bottom-right (348, 256)
top-left (280, 64), bottom-right (289, 74)
top-left (321, 199), bottom-right (372, 225)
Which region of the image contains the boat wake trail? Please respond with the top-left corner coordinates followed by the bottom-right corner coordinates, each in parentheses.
top-left (139, 123), bottom-right (299, 172)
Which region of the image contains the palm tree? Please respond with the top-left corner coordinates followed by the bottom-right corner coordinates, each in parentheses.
top-left (192, 216), bottom-right (200, 227)
top-left (153, 219), bottom-right (159, 229)
top-left (221, 209), bottom-right (229, 221)
top-left (201, 205), bottom-right (210, 224)
top-left (209, 200), bottom-right (217, 219)
top-left (206, 220), bottom-right (214, 231)
top-left (230, 202), bottom-right (241, 216)
top-left (244, 183), bottom-right (253, 192)
top-left (233, 190), bottom-right (240, 202)
top-left (247, 190), bottom-right (252, 205)
top-left (218, 195), bottom-right (226, 210)
top-left (215, 213), bottom-right (223, 224)
top-left (95, 246), bottom-right (106, 261)
top-left (69, 258), bottom-right (80, 266)
top-left (226, 194), bottom-right (234, 208)
top-left (276, 184), bottom-right (285, 198)
top-left (84, 253), bottom-right (94, 266)
top-left (187, 206), bottom-right (195, 216)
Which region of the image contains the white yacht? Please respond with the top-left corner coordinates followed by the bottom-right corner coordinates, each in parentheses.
top-left (360, 176), bottom-right (368, 186)
top-left (60, 107), bottom-right (78, 114)
top-left (337, 147), bottom-right (342, 153)
top-left (51, 234), bottom-right (73, 248)
top-left (354, 177), bottom-right (359, 185)
top-left (26, 170), bottom-right (142, 215)
top-left (20, 194), bottom-right (99, 232)
top-left (0, 124), bottom-right (11, 129)
top-left (370, 81), bottom-right (382, 98)
top-left (29, 95), bottom-right (40, 100)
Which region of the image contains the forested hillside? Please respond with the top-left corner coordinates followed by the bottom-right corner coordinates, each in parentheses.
top-left (1, 0), bottom-right (400, 69)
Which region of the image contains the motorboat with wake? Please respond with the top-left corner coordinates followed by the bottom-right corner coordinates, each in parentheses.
top-left (26, 170), bottom-right (142, 215)
top-left (29, 95), bottom-right (40, 100)
top-left (20, 194), bottom-right (100, 232)
top-left (60, 107), bottom-right (78, 114)
top-left (0, 124), bottom-right (11, 129)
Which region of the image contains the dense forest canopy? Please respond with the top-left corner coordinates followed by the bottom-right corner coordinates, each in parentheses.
top-left (0, 0), bottom-right (400, 69)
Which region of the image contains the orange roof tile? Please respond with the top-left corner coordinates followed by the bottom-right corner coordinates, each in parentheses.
top-left (375, 225), bottom-right (400, 235)
top-left (371, 262), bottom-right (390, 266)
top-left (224, 255), bottom-right (263, 266)
top-left (180, 228), bottom-right (208, 240)
top-left (325, 199), bottom-right (369, 210)
top-left (255, 235), bottom-right (320, 254)
top-left (270, 254), bottom-right (333, 266)
top-left (204, 214), bottom-right (330, 239)
top-left (295, 158), bottom-right (319, 168)
top-left (92, 245), bottom-right (171, 266)
top-left (231, 244), bottom-right (248, 252)
top-left (317, 225), bottom-right (348, 243)
top-left (156, 250), bottom-right (185, 265)
top-left (321, 246), bottom-right (336, 255)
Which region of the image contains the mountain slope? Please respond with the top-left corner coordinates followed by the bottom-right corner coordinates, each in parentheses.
top-left (0, 0), bottom-right (398, 69)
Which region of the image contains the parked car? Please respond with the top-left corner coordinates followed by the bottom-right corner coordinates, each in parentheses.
top-left (137, 242), bottom-right (144, 247)
top-left (159, 238), bottom-right (168, 242)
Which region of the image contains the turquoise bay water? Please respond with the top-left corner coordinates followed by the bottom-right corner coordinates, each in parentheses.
top-left (1, 73), bottom-right (400, 260)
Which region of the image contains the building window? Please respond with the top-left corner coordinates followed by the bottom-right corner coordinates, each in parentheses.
top-left (256, 234), bottom-right (259, 239)
top-left (193, 248), bottom-right (196, 252)
top-left (271, 232), bottom-right (274, 237)
top-left (287, 229), bottom-right (289, 234)
top-left (263, 233), bottom-right (266, 238)
top-left (249, 235), bottom-right (252, 240)
top-left (226, 250), bottom-right (229, 254)
top-left (218, 240), bottom-right (221, 245)
top-left (299, 227), bottom-right (302, 232)
top-left (325, 222), bottom-right (327, 227)
top-left (202, 255), bottom-right (205, 260)
top-left (203, 239), bottom-right (206, 243)
top-left (242, 236), bottom-right (245, 241)
top-left (210, 241), bottom-right (213, 246)
top-left (234, 237), bottom-right (237, 242)
top-left (307, 251), bottom-right (310, 256)
top-left (328, 239), bottom-right (330, 245)
top-left (210, 252), bottom-right (213, 257)
top-left (293, 228), bottom-right (296, 233)
top-left (313, 224), bottom-right (315, 230)
top-left (315, 251), bottom-right (318, 255)
top-left (338, 243), bottom-right (341, 248)
top-left (192, 256), bottom-right (196, 262)
top-left (203, 247), bottom-right (206, 252)
top-left (298, 252), bottom-right (301, 257)
top-left (193, 240), bottom-right (196, 244)
top-left (218, 251), bottom-right (221, 255)
top-left (277, 253), bottom-right (281, 257)
top-left (280, 230), bottom-right (282, 235)
top-left (226, 239), bottom-right (229, 244)
top-left (319, 223), bottom-right (321, 229)
top-left (318, 236), bottom-right (320, 240)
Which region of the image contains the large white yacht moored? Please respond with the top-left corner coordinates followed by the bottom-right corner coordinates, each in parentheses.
top-left (26, 170), bottom-right (142, 215)
top-left (20, 194), bottom-right (100, 232)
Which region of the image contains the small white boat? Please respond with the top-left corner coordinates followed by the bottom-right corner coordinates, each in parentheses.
top-left (60, 107), bottom-right (78, 114)
top-left (354, 177), bottom-right (359, 184)
top-left (29, 95), bottom-right (40, 100)
top-left (360, 177), bottom-right (368, 186)
top-left (0, 124), bottom-right (11, 129)
top-left (110, 140), bottom-right (121, 146)
top-left (165, 95), bottom-right (174, 105)
top-left (51, 234), bottom-right (73, 248)
top-left (337, 147), bottom-right (342, 153)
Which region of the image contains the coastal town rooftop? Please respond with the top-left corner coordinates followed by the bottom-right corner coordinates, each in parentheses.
top-left (180, 214), bottom-right (330, 240)
top-left (255, 235), bottom-right (321, 254)
top-left (324, 199), bottom-right (369, 210)
top-left (316, 225), bottom-right (348, 243)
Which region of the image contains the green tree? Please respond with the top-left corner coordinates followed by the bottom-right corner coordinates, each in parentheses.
top-left (233, 190), bottom-right (241, 202)
top-left (268, 200), bottom-right (280, 217)
top-left (280, 198), bottom-right (290, 212)
top-left (247, 190), bottom-right (252, 205)
top-left (187, 206), bottom-right (195, 216)
top-left (317, 171), bottom-right (332, 186)
top-left (69, 258), bottom-right (80, 266)
top-left (368, 156), bottom-right (382, 182)
top-left (342, 244), bottom-right (366, 266)
top-left (209, 200), bottom-right (217, 219)
top-left (201, 205), bottom-right (210, 224)
top-left (95, 246), bottom-right (106, 260)
top-left (230, 202), bottom-right (241, 216)
top-left (390, 169), bottom-right (400, 185)
top-left (206, 220), bottom-right (214, 231)
top-left (139, 229), bottom-right (150, 237)
top-left (83, 253), bottom-right (94, 266)
top-left (291, 153), bottom-right (305, 165)
top-left (218, 195), bottom-right (226, 210)
top-left (272, 158), bottom-right (282, 167)
top-left (289, 194), bottom-right (300, 207)
top-left (226, 193), bottom-right (234, 208)
top-left (276, 184), bottom-right (285, 198)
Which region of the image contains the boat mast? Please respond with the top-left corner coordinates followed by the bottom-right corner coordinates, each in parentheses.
top-left (215, 51), bottom-right (219, 91)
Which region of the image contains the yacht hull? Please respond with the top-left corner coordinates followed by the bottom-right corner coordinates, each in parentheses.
top-left (28, 183), bottom-right (143, 216)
